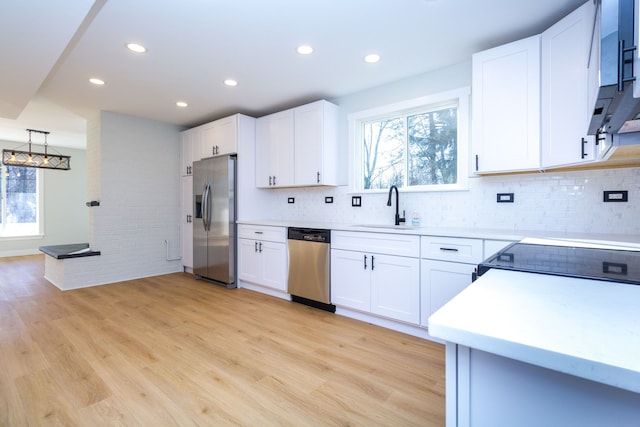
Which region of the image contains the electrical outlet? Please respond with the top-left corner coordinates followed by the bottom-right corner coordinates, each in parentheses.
top-left (287, 197), bottom-right (295, 204)
top-left (603, 190), bottom-right (628, 202)
top-left (352, 196), bottom-right (362, 207)
top-left (325, 196), bottom-right (333, 204)
top-left (496, 193), bottom-right (514, 203)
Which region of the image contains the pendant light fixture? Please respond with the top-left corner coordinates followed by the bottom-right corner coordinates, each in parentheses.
top-left (2, 129), bottom-right (71, 170)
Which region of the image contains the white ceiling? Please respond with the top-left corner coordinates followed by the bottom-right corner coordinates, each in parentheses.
top-left (0, 0), bottom-right (587, 149)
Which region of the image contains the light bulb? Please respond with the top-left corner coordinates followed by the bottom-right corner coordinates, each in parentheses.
top-left (43, 156), bottom-right (49, 165)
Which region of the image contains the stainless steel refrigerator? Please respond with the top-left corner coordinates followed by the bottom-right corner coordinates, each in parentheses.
top-left (193, 155), bottom-right (236, 288)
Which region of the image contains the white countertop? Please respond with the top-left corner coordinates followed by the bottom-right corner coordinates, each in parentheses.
top-left (237, 219), bottom-right (640, 245)
top-left (428, 269), bottom-right (640, 393)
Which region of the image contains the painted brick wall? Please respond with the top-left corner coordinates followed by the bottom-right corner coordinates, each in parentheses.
top-left (72, 111), bottom-right (182, 288)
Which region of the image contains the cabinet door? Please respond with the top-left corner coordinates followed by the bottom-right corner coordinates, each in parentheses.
top-left (370, 254), bottom-right (420, 324)
top-left (238, 238), bottom-right (261, 284)
top-left (294, 101), bottom-right (324, 186)
top-left (181, 176), bottom-right (193, 269)
top-left (214, 115), bottom-right (238, 155)
top-left (203, 116), bottom-right (238, 157)
top-left (191, 125), bottom-right (204, 162)
top-left (420, 260), bottom-right (475, 327)
top-left (331, 249), bottom-right (371, 311)
top-left (180, 130), bottom-right (194, 176)
top-left (541, 1), bottom-right (595, 168)
top-left (472, 35), bottom-right (541, 173)
top-left (255, 111), bottom-right (294, 188)
top-left (255, 117), bottom-right (271, 188)
top-left (259, 241), bottom-right (287, 291)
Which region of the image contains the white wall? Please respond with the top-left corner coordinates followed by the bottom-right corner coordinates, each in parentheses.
top-left (0, 141), bottom-right (89, 257)
top-left (65, 111), bottom-right (182, 287)
top-left (255, 61), bottom-right (640, 236)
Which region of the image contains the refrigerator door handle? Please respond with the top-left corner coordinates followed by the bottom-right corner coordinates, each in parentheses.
top-left (205, 182), bottom-right (212, 231)
top-left (202, 182), bottom-right (211, 231)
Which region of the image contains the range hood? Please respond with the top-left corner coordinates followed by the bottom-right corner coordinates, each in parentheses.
top-left (588, 0), bottom-right (640, 157)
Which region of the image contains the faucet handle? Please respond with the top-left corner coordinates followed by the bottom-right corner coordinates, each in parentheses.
top-left (399, 210), bottom-right (406, 224)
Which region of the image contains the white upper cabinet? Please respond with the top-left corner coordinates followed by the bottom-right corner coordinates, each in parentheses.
top-left (294, 100), bottom-right (340, 186)
top-left (180, 129), bottom-right (194, 176)
top-left (541, 1), bottom-right (596, 168)
top-left (472, 35), bottom-right (541, 174)
top-left (255, 110), bottom-right (295, 188)
top-left (202, 115), bottom-right (238, 158)
top-left (256, 100), bottom-right (341, 188)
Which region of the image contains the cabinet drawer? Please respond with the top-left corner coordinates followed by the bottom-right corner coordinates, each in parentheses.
top-left (421, 236), bottom-right (483, 264)
top-left (238, 224), bottom-right (286, 243)
top-left (332, 231), bottom-right (420, 258)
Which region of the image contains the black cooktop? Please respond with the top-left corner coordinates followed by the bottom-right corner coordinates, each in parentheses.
top-left (477, 243), bottom-right (640, 285)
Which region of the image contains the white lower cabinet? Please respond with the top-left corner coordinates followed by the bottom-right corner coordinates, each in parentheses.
top-left (331, 231), bottom-right (420, 324)
top-left (238, 225), bottom-right (287, 292)
top-left (420, 235), bottom-right (485, 328)
top-left (420, 260), bottom-right (476, 327)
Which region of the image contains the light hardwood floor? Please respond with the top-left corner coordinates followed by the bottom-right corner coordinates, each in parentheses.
top-left (0, 255), bottom-right (445, 426)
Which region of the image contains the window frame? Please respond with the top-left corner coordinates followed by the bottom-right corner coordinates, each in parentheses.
top-left (0, 164), bottom-right (44, 239)
top-left (348, 87), bottom-right (470, 193)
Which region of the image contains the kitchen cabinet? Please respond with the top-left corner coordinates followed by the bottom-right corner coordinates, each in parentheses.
top-left (238, 225), bottom-right (287, 292)
top-left (420, 236), bottom-right (484, 327)
top-left (255, 110), bottom-right (294, 187)
top-left (294, 100), bottom-right (340, 186)
top-left (331, 231), bottom-right (420, 324)
top-left (202, 115), bottom-right (238, 158)
top-left (180, 129), bottom-right (195, 176)
top-left (181, 176), bottom-right (193, 270)
top-left (541, 1), bottom-right (596, 168)
top-left (472, 35), bottom-right (541, 174)
top-left (256, 99), bottom-right (341, 188)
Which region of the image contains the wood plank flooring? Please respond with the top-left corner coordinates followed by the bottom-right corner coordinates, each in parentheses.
top-left (0, 255), bottom-right (445, 426)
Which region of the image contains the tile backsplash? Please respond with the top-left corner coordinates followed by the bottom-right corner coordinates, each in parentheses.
top-left (262, 167), bottom-right (640, 235)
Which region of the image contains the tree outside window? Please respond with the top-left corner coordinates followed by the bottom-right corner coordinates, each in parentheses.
top-left (362, 106), bottom-right (458, 190)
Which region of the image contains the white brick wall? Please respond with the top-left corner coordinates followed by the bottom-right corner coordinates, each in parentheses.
top-left (64, 111), bottom-right (182, 289)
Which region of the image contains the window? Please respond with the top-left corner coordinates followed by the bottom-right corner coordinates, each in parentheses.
top-left (0, 165), bottom-right (41, 237)
top-left (350, 87), bottom-right (470, 192)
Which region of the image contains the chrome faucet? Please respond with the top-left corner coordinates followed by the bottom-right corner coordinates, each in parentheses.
top-left (387, 185), bottom-right (406, 226)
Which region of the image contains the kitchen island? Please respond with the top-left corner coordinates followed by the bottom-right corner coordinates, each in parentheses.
top-left (429, 268), bottom-right (640, 427)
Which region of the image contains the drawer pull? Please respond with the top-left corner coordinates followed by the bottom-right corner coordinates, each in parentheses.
top-left (254, 231), bottom-right (263, 234)
top-left (439, 247), bottom-right (459, 252)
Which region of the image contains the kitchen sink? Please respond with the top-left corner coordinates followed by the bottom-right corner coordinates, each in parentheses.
top-left (352, 224), bottom-right (417, 230)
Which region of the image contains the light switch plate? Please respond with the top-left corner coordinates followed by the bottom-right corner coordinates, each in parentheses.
top-left (287, 197), bottom-right (295, 204)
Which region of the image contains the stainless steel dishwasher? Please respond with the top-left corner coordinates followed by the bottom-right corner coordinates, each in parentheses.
top-left (287, 228), bottom-right (335, 312)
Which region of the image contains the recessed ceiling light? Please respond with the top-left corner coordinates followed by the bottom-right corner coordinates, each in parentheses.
top-left (297, 45), bottom-right (314, 55)
top-left (176, 101), bottom-right (188, 108)
top-left (224, 79), bottom-right (238, 87)
top-left (89, 78), bottom-right (105, 85)
top-left (126, 43), bottom-right (147, 53)
top-left (364, 53), bottom-right (381, 63)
